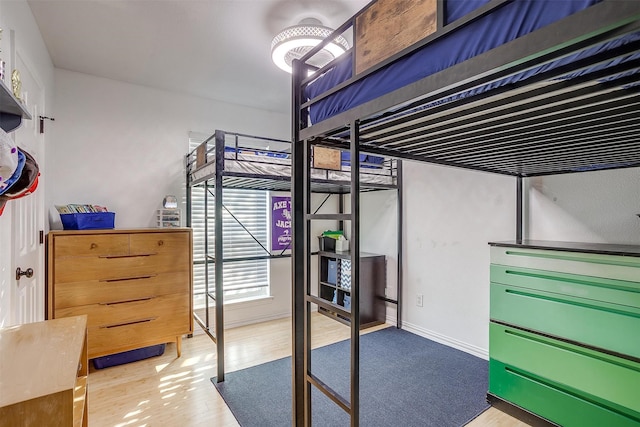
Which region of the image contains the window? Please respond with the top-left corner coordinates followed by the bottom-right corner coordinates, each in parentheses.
top-left (189, 133), bottom-right (269, 305)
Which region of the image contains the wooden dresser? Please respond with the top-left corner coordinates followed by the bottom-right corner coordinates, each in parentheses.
top-left (46, 228), bottom-right (193, 359)
top-left (0, 315), bottom-right (88, 427)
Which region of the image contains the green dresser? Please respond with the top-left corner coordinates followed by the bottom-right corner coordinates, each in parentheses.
top-left (489, 241), bottom-right (640, 427)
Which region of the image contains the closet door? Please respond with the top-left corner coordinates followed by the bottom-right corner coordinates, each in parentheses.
top-left (10, 49), bottom-right (45, 325)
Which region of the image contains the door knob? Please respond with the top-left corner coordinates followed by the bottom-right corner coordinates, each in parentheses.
top-left (16, 267), bottom-right (34, 280)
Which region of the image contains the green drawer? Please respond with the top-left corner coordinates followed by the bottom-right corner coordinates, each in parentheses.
top-left (491, 264), bottom-right (640, 307)
top-left (490, 280), bottom-right (640, 359)
top-left (489, 322), bottom-right (640, 422)
top-left (490, 359), bottom-right (640, 427)
top-left (490, 246), bottom-right (640, 282)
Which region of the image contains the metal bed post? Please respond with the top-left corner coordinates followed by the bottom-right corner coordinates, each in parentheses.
top-left (186, 162), bottom-right (192, 229)
top-left (436, 0), bottom-right (445, 30)
top-left (291, 58), bottom-right (306, 427)
top-left (204, 180), bottom-right (210, 333)
top-left (349, 120), bottom-right (361, 427)
top-left (339, 192), bottom-right (344, 231)
top-left (516, 176), bottom-right (523, 244)
top-left (303, 136), bottom-right (312, 426)
top-left (214, 129), bottom-right (225, 382)
top-left (396, 160), bottom-right (403, 329)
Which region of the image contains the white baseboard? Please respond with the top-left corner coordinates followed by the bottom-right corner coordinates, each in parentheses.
top-left (223, 311), bottom-right (291, 329)
top-left (385, 305), bottom-right (398, 327)
top-left (401, 321), bottom-right (489, 360)
top-left (193, 310), bottom-right (291, 332)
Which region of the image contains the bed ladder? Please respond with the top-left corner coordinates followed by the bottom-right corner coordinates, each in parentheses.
top-left (292, 115), bottom-right (363, 426)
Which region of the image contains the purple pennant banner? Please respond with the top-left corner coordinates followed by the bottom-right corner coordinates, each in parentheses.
top-left (271, 196), bottom-right (291, 251)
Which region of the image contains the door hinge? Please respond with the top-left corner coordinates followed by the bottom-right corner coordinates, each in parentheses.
top-left (39, 116), bottom-right (55, 134)
top-left (39, 230), bottom-right (44, 245)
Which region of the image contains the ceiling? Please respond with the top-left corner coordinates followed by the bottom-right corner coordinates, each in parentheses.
top-left (27, 0), bottom-right (369, 114)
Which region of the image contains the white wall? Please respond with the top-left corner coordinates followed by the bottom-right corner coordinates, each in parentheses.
top-left (48, 69), bottom-right (289, 228)
top-left (527, 168), bottom-right (640, 244)
top-left (401, 162), bottom-right (515, 358)
top-left (344, 189), bottom-right (399, 322)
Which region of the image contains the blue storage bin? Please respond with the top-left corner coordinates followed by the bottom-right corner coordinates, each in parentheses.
top-left (92, 344), bottom-right (166, 369)
top-left (327, 259), bottom-right (338, 284)
top-left (60, 212), bottom-right (115, 230)
top-left (343, 294), bottom-right (351, 310)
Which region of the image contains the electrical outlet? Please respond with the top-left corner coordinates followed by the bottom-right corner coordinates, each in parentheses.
top-left (416, 294), bottom-right (423, 307)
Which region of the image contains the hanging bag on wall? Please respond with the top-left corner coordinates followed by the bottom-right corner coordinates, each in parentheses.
top-left (0, 145), bottom-right (40, 216)
top-left (0, 128), bottom-right (19, 192)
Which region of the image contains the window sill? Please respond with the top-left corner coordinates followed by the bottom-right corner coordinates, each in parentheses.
top-left (225, 295), bottom-right (275, 306)
top-left (193, 294), bottom-right (273, 311)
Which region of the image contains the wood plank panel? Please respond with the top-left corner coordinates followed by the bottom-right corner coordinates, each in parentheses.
top-left (313, 146), bottom-right (342, 170)
top-left (355, 0), bottom-right (438, 74)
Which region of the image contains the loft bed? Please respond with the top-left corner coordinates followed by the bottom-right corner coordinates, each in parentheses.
top-left (187, 130), bottom-right (398, 193)
top-left (290, 0), bottom-right (640, 426)
top-left (184, 129), bottom-right (400, 382)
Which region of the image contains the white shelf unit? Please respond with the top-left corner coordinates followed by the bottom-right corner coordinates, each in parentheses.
top-left (157, 209), bottom-right (181, 228)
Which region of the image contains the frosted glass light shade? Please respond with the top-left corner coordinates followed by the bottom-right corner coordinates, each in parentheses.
top-left (271, 21), bottom-right (349, 74)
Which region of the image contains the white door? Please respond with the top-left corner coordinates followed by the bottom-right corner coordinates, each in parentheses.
top-left (10, 49), bottom-right (45, 325)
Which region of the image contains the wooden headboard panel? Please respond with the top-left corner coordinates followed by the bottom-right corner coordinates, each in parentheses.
top-left (355, 0), bottom-right (438, 75)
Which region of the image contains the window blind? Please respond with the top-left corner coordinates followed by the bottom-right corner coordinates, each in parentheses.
top-left (189, 133), bottom-right (269, 303)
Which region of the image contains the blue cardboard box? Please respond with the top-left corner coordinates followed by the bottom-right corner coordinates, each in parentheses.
top-left (60, 212), bottom-right (115, 230)
top-left (327, 259), bottom-right (338, 284)
top-left (92, 344), bottom-right (166, 369)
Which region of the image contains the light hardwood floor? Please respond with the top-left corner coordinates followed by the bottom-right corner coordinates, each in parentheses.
top-left (88, 314), bottom-right (530, 426)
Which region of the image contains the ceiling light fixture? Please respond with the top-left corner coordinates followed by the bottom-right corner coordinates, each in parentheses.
top-left (271, 18), bottom-right (350, 74)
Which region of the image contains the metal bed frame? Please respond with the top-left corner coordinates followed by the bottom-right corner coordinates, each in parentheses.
top-left (291, 1), bottom-right (640, 426)
top-left (185, 129), bottom-right (400, 382)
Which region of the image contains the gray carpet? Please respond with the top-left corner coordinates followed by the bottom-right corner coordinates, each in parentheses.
top-left (213, 327), bottom-right (489, 426)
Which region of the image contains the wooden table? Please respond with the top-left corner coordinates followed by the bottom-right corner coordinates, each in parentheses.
top-left (0, 315), bottom-right (88, 427)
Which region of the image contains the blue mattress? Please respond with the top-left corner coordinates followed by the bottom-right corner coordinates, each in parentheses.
top-left (305, 0), bottom-right (606, 124)
top-left (224, 145), bottom-right (385, 167)
top-left (224, 145), bottom-right (289, 158)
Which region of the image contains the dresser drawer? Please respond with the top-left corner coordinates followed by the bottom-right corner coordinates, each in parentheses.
top-left (490, 246), bottom-right (640, 282)
top-left (491, 264), bottom-right (640, 307)
top-left (53, 271), bottom-right (190, 309)
top-left (490, 358), bottom-right (640, 427)
top-left (490, 281), bottom-right (640, 359)
top-left (489, 322), bottom-right (640, 419)
top-left (53, 250), bottom-right (190, 283)
top-left (55, 293), bottom-right (189, 328)
top-left (53, 234), bottom-right (130, 258)
top-left (130, 232), bottom-right (190, 256)
top-left (87, 307), bottom-right (190, 359)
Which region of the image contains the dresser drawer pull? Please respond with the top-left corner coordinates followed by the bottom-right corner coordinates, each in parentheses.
top-left (99, 317), bottom-right (158, 328)
top-left (99, 296), bottom-right (157, 305)
top-left (99, 253), bottom-right (157, 259)
top-left (100, 275), bottom-right (156, 283)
